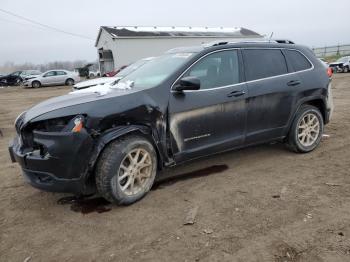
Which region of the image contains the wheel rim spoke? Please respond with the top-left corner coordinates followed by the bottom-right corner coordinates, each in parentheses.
top-left (116, 148), bottom-right (153, 196)
top-left (297, 113), bottom-right (321, 147)
top-left (118, 172), bottom-right (129, 181)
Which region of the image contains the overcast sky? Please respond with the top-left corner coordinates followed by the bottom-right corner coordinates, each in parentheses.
top-left (1, 0), bottom-right (349, 64)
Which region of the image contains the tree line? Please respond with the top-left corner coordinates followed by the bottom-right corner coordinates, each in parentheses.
top-left (0, 60), bottom-right (99, 74)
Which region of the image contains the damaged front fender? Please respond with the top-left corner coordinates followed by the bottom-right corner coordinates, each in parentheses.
top-left (87, 124), bottom-right (165, 175)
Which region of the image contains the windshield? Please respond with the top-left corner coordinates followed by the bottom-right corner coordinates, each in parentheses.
top-left (116, 59), bottom-right (151, 77)
top-left (113, 53), bottom-right (194, 90)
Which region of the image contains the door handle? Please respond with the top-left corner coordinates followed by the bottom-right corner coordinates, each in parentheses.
top-left (287, 80), bottom-right (301, 86)
top-left (227, 90), bottom-right (246, 97)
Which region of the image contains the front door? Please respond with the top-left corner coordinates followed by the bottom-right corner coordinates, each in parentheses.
top-left (41, 71), bottom-right (58, 85)
top-left (169, 49), bottom-right (247, 163)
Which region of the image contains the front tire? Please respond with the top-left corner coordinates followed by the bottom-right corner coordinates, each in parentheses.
top-left (95, 135), bottom-right (157, 205)
top-left (287, 105), bottom-right (324, 153)
top-left (32, 81), bottom-right (41, 88)
top-left (343, 66), bottom-right (349, 73)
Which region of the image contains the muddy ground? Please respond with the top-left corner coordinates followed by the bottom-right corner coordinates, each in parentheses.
top-left (1, 74), bottom-right (350, 262)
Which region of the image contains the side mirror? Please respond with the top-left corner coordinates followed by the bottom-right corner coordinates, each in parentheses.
top-left (173, 76), bottom-right (200, 92)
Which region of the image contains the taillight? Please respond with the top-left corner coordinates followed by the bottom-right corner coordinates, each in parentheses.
top-left (327, 67), bottom-right (333, 78)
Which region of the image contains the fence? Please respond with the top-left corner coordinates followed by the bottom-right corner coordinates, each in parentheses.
top-left (312, 44), bottom-right (350, 58)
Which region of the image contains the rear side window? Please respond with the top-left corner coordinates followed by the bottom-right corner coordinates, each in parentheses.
top-left (56, 71), bottom-right (67, 75)
top-left (284, 50), bottom-right (312, 72)
top-left (243, 49), bottom-right (288, 81)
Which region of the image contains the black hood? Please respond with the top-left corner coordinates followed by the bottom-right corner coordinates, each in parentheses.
top-left (23, 87), bottom-right (147, 124)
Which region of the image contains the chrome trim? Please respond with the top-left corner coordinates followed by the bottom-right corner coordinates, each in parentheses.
top-left (171, 48), bottom-right (315, 93)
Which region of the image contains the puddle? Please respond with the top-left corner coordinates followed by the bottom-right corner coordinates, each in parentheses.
top-left (152, 164), bottom-right (229, 190)
top-left (57, 196), bottom-right (112, 214)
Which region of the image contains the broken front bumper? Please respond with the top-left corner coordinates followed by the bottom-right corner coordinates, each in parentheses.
top-left (9, 130), bottom-right (95, 194)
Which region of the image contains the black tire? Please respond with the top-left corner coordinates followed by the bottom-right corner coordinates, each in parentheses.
top-left (32, 81), bottom-right (41, 88)
top-left (95, 135), bottom-right (157, 205)
top-left (343, 66), bottom-right (349, 73)
top-left (286, 105), bottom-right (324, 153)
top-left (65, 78), bottom-right (74, 86)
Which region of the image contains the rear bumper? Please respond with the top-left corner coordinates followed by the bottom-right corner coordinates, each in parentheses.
top-left (9, 130), bottom-right (95, 194)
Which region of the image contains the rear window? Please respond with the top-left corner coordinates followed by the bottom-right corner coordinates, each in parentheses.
top-left (284, 50), bottom-right (312, 72)
top-left (243, 49), bottom-right (288, 81)
top-left (56, 71), bottom-right (67, 75)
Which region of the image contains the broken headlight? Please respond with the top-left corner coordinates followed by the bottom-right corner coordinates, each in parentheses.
top-left (32, 115), bottom-right (85, 133)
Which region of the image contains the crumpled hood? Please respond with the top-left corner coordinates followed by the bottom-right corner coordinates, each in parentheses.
top-left (23, 87), bottom-right (139, 123)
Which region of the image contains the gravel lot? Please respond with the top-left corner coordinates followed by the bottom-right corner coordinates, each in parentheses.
top-left (1, 74), bottom-right (350, 262)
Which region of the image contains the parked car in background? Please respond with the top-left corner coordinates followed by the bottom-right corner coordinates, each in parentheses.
top-left (73, 57), bottom-right (154, 90)
top-left (9, 41), bottom-right (333, 205)
top-left (0, 70), bottom-right (41, 86)
top-left (89, 71), bottom-right (101, 78)
top-left (23, 70), bottom-right (80, 88)
top-left (21, 70), bottom-right (42, 80)
top-left (329, 56), bottom-right (350, 73)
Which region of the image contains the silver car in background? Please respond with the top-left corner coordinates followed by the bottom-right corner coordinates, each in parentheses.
top-left (23, 70), bottom-right (80, 88)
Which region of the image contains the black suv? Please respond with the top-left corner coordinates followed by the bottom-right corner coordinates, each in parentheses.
top-left (9, 41), bottom-right (333, 205)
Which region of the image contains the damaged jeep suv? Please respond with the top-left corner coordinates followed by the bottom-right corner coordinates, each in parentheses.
top-left (9, 41), bottom-right (333, 205)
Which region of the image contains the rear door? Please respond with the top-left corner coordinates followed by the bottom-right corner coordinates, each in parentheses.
top-left (56, 71), bottom-right (68, 84)
top-left (243, 48), bottom-right (302, 144)
top-left (169, 49), bottom-right (247, 162)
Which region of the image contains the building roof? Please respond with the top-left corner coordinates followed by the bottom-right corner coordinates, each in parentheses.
top-left (95, 26), bottom-right (262, 46)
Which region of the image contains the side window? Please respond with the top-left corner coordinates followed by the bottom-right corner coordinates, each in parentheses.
top-left (44, 71), bottom-right (56, 77)
top-left (56, 71), bottom-right (67, 76)
top-left (284, 50), bottom-right (312, 72)
top-left (184, 50), bottom-right (240, 90)
top-left (11, 71), bottom-right (21, 76)
top-left (243, 49), bottom-right (288, 81)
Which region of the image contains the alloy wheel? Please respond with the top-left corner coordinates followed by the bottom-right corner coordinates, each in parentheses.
top-left (297, 113), bottom-right (320, 147)
top-left (113, 148), bottom-right (153, 196)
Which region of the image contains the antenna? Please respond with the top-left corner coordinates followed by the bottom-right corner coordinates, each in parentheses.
top-left (269, 32), bottom-right (274, 43)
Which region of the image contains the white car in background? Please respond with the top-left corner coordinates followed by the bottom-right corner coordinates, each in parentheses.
top-left (73, 57), bottom-right (154, 90)
top-left (23, 70), bottom-right (80, 88)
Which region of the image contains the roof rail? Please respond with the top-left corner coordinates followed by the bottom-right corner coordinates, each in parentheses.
top-left (204, 39), bottom-right (295, 47)
top-left (273, 39), bottom-right (295, 44)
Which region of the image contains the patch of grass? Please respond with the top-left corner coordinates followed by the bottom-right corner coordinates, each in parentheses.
top-left (322, 54), bottom-right (350, 63)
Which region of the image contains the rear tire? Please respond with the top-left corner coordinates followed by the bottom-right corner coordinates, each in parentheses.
top-left (32, 81), bottom-right (41, 88)
top-left (286, 105), bottom-right (324, 153)
top-left (95, 135), bottom-right (157, 205)
top-left (65, 78), bottom-right (74, 86)
top-left (343, 66), bottom-right (349, 73)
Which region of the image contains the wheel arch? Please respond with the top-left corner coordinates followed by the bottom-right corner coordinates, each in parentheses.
top-left (32, 80), bottom-right (41, 87)
top-left (88, 125), bottom-right (164, 177)
top-left (66, 78), bottom-right (74, 83)
top-left (285, 96), bottom-right (327, 137)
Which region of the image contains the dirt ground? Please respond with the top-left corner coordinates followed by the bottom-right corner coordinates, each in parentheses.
top-left (1, 74), bottom-right (350, 262)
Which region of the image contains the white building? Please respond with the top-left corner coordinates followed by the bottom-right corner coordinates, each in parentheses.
top-left (95, 26), bottom-right (263, 75)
